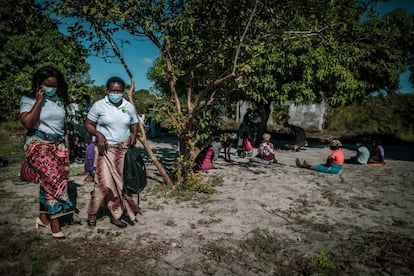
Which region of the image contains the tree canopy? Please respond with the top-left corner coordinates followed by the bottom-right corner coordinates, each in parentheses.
top-left (0, 0), bottom-right (90, 121)
top-left (46, 0), bottom-right (414, 185)
top-left (149, 0), bottom-right (413, 107)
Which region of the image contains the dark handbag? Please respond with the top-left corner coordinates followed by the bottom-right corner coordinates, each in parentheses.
top-left (123, 147), bottom-right (147, 195)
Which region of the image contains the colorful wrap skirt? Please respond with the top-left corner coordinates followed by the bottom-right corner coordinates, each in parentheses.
top-left (22, 131), bottom-right (77, 218)
top-left (88, 142), bottom-right (140, 221)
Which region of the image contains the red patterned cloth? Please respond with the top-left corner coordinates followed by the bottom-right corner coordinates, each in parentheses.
top-left (22, 135), bottom-right (76, 217)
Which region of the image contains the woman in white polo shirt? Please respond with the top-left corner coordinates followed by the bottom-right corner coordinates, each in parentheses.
top-left (85, 77), bottom-right (139, 228)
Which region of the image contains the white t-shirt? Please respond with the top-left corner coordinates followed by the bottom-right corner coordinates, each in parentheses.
top-left (87, 96), bottom-right (138, 144)
top-left (357, 145), bottom-right (370, 164)
top-left (20, 95), bottom-right (66, 135)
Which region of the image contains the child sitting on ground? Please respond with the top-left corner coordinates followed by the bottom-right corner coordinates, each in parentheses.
top-left (240, 131), bottom-right (253, 158)
top-left (250, 133), bottom-right (277, 164)
top-left (296, 139), bottom-right (344, 174)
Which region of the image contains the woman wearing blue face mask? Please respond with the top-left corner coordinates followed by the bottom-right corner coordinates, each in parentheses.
top-left (85, 77), bottom-right (139, 228)
top-left (20, 66), bottom-right (78, 239)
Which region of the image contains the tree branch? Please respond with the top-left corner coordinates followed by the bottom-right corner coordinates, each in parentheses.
top-left (194, 0), bottom-right (259, 108)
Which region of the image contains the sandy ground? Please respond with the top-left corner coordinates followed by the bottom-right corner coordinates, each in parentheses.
top-left (1, 136), bottom-right (413, 274)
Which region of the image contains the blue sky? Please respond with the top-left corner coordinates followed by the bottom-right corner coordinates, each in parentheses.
top-left (75, 1), bottom-right (414, 92)
top-left (84, 36), bottom-right (159, 90)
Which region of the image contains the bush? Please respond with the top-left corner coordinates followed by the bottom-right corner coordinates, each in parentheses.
top-left (326, 94), bottom-right (414, 142)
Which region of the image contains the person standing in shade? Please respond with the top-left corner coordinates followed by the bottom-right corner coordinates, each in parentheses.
top-left (20, 66), bottom-right (77, 239)
top-left (85, 77), bottom-right (139, 228)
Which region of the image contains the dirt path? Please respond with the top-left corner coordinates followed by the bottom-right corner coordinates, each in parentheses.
top-left (0, 137), bottom-right (413, 275)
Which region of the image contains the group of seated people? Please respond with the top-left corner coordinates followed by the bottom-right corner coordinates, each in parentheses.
top-left (296, 137), bottom-right (386, 174)
top-left (194, 124), bottom-right (387, 175)
top-left (194, 132), bottom-right (278, 172)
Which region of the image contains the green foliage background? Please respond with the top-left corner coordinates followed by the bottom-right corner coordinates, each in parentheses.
top-left (0, 0), bottom-right (90, 122)
top-left (326, 94), bottom-right (414, 141)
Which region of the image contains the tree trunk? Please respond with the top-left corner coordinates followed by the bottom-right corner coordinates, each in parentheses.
top-left (174, 120), bottom-right (198, 184)
top-left (256, 102), bottom-right (271, 141)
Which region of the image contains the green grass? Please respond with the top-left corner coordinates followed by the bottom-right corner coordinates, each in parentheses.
top-left (242, 228), bottom-right (280, 261)
top-left (202, 242), bottom-right (233, 262)
top-left (68, 165), bottom-right (85, 177)
top-left (310, 249), bottom-right (337, 275)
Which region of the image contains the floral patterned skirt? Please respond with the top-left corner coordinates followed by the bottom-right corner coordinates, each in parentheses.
top-left (23, 135), bottom-right (77, 218)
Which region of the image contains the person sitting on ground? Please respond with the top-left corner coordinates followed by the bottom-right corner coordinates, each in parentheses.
top-left (296, 139), bottom-right (344, 174)
top-left (345, 140), bottom-right (370, 165)
top-left (237, 120), bottom-right (254, 155)
top-left (194, 144), bottom-right (215, 172)
top-left (250, 133), bottom-right (277, 164)
top-left (368, 138), bottom-right (385, 164)
top-left (240, 131), bottom-right (253, 158)
top-left (283, 122), bottom-right (308, 151)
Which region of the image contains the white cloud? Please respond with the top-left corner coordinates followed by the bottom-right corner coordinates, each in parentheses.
top-left (140, 58), bottom-right (153, 66)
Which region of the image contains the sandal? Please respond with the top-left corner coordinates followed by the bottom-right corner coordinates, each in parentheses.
top-left (87, 215), bottom-right (96, 227)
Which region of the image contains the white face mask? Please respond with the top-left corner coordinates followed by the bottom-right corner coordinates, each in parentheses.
top-left (42, 86), bottom-right (57, 97)
top-left (108, 93), bottom-right (124, 104)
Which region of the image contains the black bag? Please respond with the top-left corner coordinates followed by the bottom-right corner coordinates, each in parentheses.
top-left (123, 147), bottom-right (147, 195)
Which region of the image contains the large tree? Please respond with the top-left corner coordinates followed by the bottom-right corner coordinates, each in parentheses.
top-left (49, 0), bottom-right (258, 185)
top-left (224, 1), bottom-right (414, 136)
top-left (48, 0), bottom-right (413, 185)
top-left (0, 0), bottom-right (90, 121)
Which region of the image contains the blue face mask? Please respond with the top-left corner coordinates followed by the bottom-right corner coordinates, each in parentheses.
top-left (42, 86), bottom-right (57, 97)
top-left (108, 93), bottom-right (124, 104)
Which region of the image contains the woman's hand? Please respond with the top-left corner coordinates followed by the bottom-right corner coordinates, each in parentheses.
top-left (85, 119), bottom-right (107, 155)
top-left (35, 87), bottom-right (45, 101)
top-left (95, 132), bottom-right (107, 156)
top-left (20, 88), bottom-right (45, 129)
top-left (127, 133), bottom-right (137, 147)
top-left (128, 123), bottom-right (138, 147)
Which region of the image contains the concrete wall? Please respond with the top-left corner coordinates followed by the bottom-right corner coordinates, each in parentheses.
top-left (285, 101), bottom-right (326, 130)
top-left (237, 101), bottom-right (326, 130)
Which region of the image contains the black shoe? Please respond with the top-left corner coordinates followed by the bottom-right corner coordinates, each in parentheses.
top-left (87, 215), bottom-right (96, 227)
top-left (121, 215), bottom-right (135, 226)
top-left (110, 218), bottom-right (127, 228)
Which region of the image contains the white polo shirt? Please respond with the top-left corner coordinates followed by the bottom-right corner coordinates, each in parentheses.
top-left (20, 95), bottom-right (66, 136)
top-left (87, 96), bottom-right (138, 144)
